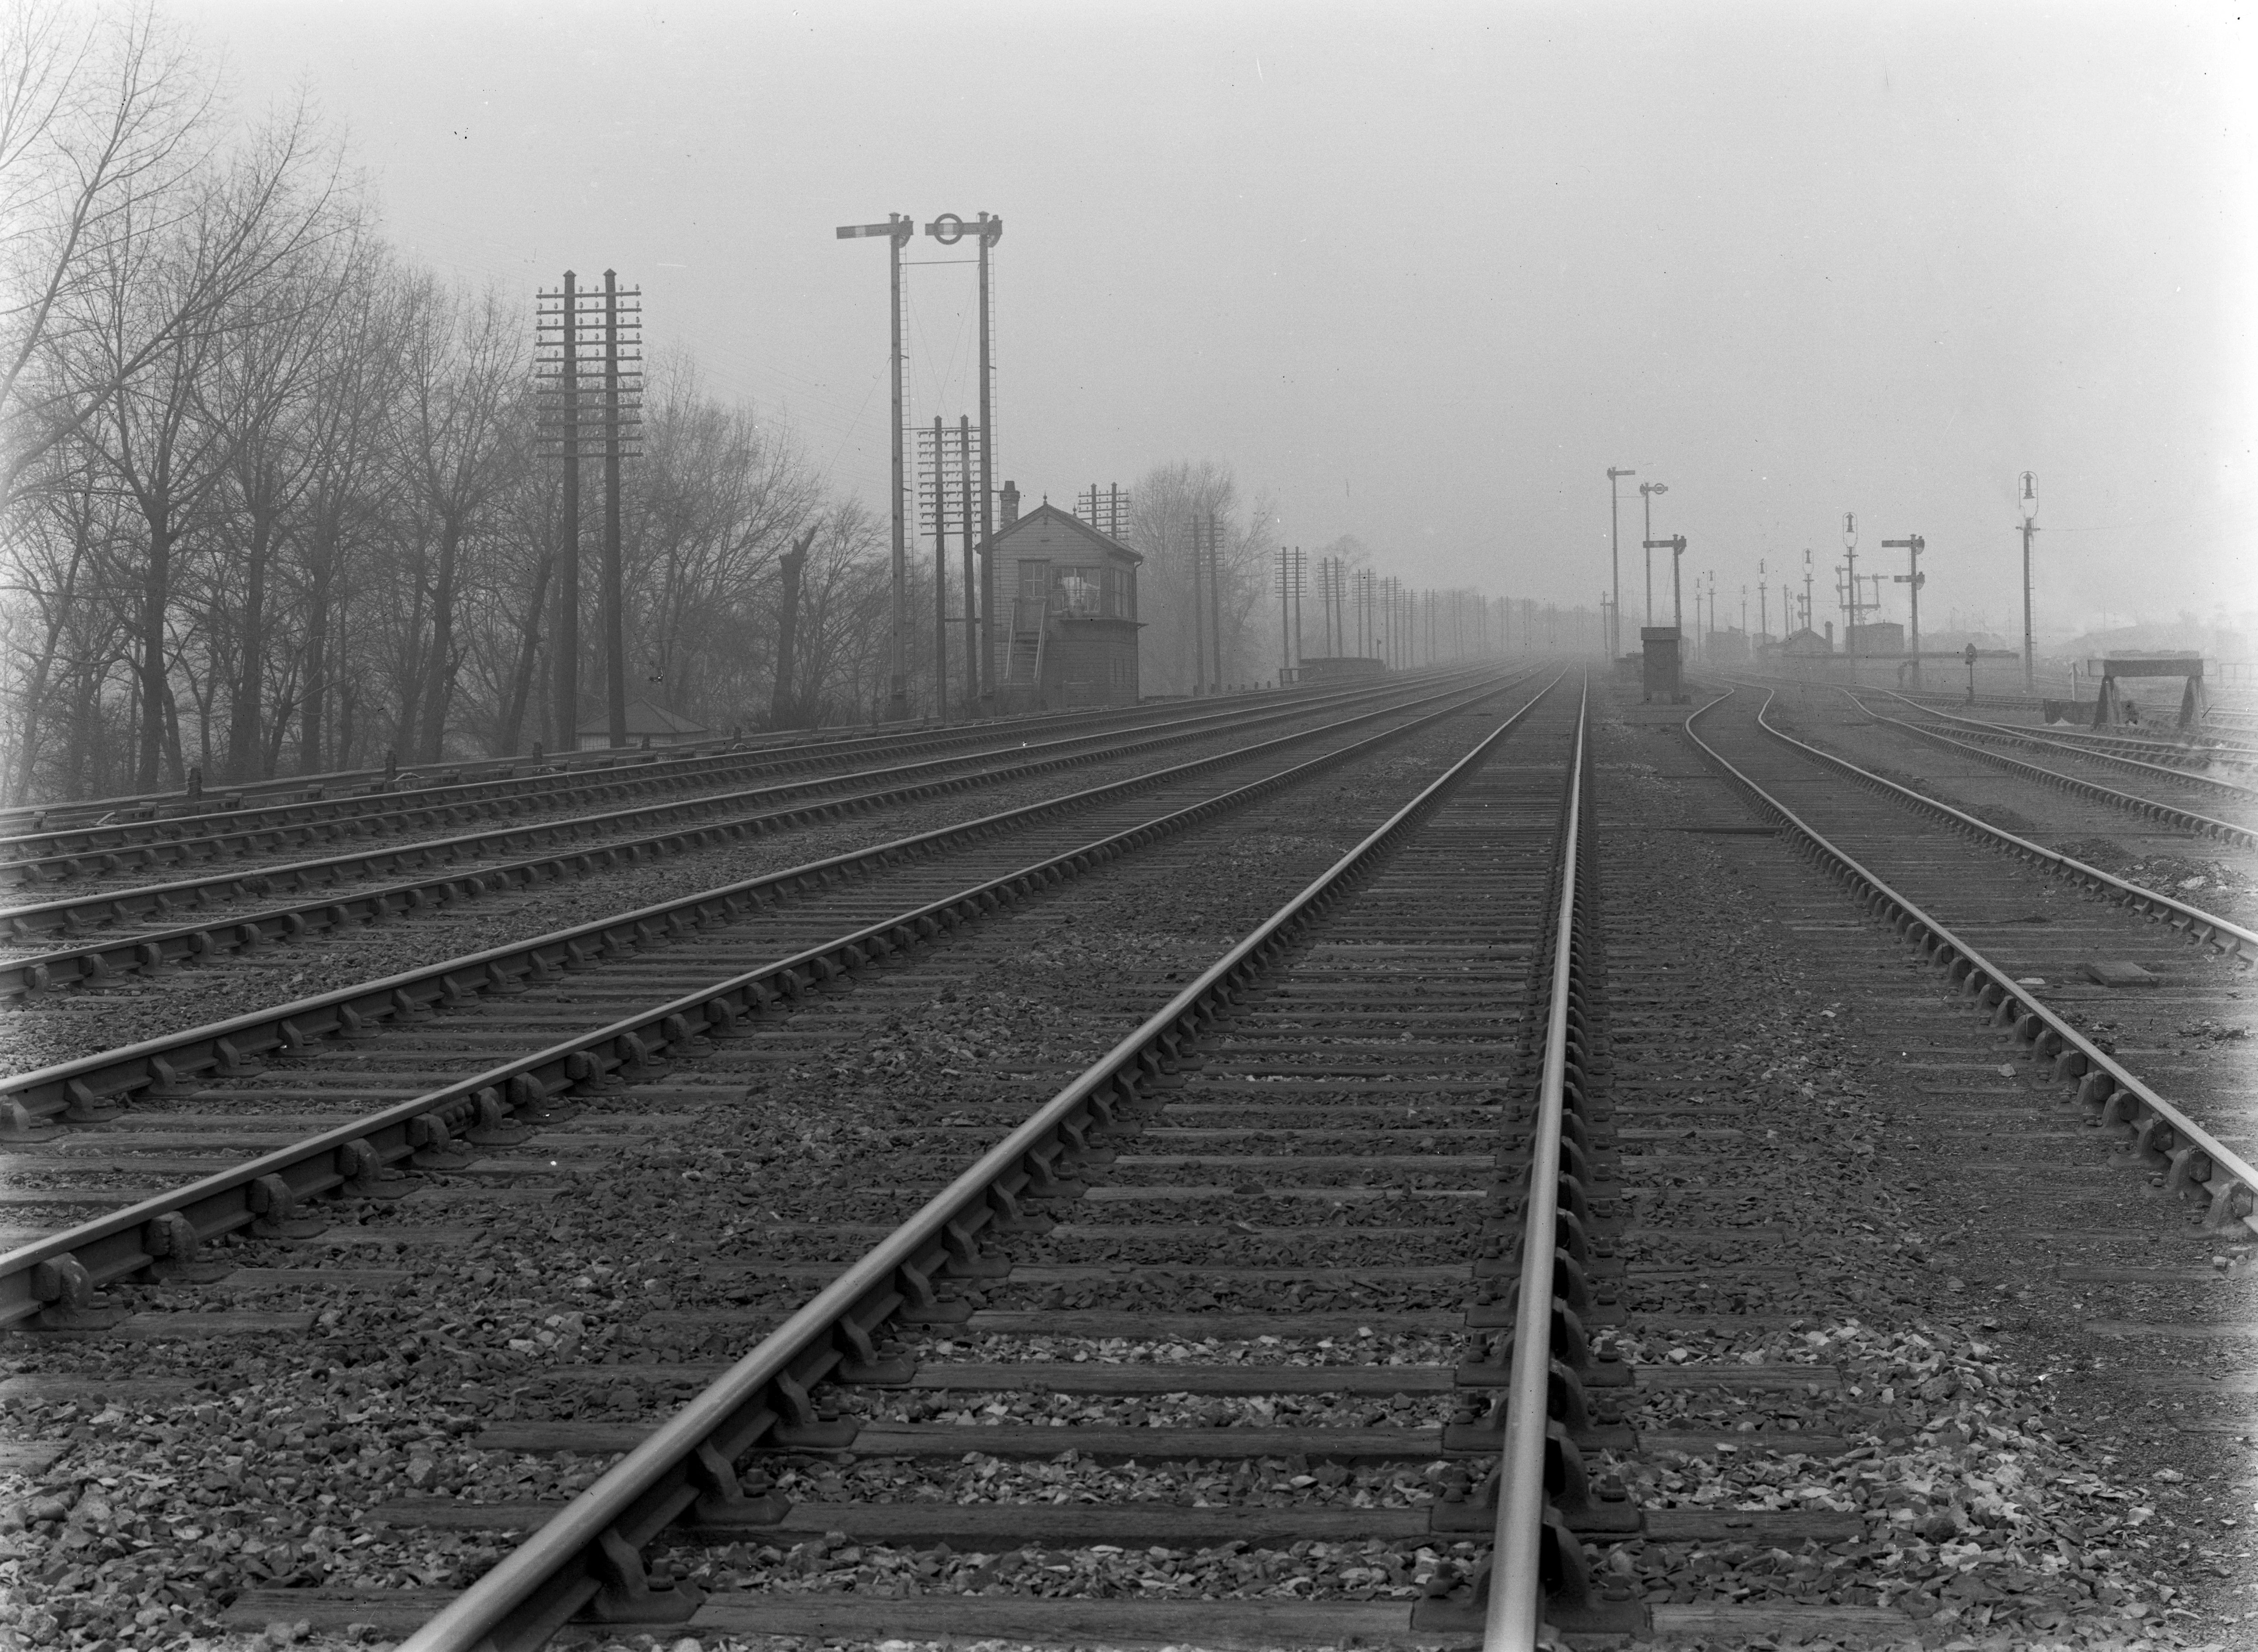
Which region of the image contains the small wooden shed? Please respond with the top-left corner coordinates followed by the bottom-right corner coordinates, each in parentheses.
top-left (576, 698), bottom-right (709, 751)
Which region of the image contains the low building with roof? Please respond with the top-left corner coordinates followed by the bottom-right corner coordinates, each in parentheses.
top-left (575, 698), bottom-right (709, 751)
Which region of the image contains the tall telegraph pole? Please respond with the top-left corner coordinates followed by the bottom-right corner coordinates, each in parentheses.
top-left (599, 271), bottom-right (642, 748)
top-left (1191, 516), bottom-right (1209, 696)
top-left (538, 272), bottom-right (581, 753)
top-left (931, 415), bottom-right (949, 723)
top-left (1207, 511), bottom-right (1224, 692)
top-left (960, 415), bottom-right (977, 720)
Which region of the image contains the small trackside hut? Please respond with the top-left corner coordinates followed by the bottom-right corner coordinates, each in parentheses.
top-left (990, 488), bottom-right (1145, 710)
top-left (574, 698), bottom-right (709, 751)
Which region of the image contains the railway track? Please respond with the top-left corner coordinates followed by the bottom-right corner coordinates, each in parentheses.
top-left (0, 696), bottom-right (1290, 841)
top-left (6, 671), bottom-right (2245, 1649)
top-left (0, 686), bottom-right (1409, 889)
top-left (1869, 694), bottom-right (2258, 794)
top-left (0, 672), bottom-right (1523, 1158)
top-left (1746, 676), bottom-right (2258, 771)
top-left (1, 673), bottom-right (1635, 1649)
top-left (1824, 691), bottom-right (2258, 852)
top-left (1684, 687), bottom-right (2257, 1234)
top-left (329, 675), bottom-right (1624, 1651)
top-left (0, 674), bottom-right (1491, 1005)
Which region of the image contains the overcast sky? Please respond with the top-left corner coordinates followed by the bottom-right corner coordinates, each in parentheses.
top-left (178, 0), bottom-right (2254, 643)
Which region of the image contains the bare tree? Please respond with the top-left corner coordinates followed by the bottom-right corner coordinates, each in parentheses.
top-left (618, 361), bottom-right (821, 721)
top-left (392, 277), bottom-right (529, 762)
top-left (288, 252), bottom-right (406, 774)
top-left (204, 220), bottom-right (368, 778)
top-left (1128, 459), bottom-right (1246, 695)
top-left (58, 97), bottom-right (346, 786)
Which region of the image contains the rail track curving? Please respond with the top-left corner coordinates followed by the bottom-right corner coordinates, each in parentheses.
top-left (1684, 686), bottom-right (2258, 1238)
top-left (1824, 691), bottom-right (2257, 851)
top-left (1869, 693), bottom-right (2258, 793)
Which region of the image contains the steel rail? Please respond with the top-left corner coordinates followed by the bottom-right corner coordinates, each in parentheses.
top-left (0, 673), bottom-right (1550, 1329)
top-left (1684, 689), bottom-right (2258, 1239)
top-left (0, 686), bottom-right (1326, 836)
top-left (1734, 675), bottom-right (2258, 764)
top-left (393, 679), bottom-right (1568, 1652)
top-left (1834, 691), bottom-right (2257, 850)
top-left (0, 674), bottom-right (1515, 1137)
top-left (0, 671), bottom-right (1506, 995)
top-left (1745, 688), bottom-right (2258, 965)
top-left (1486, 678), bottom-right (1588, 1650)
top-left (1869, 692), bottom-right (2258, 794)
top-left (0, 675), bottom-right (1452, 884)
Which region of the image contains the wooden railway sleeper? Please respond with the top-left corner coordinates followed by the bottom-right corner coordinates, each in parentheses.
top-left (1457, 1296), bottom-right (1628, 1391)
top-left (1469, 1246), bottom-right (1597, 1319)
top-left (1431, 1422), bottom-right (1640, 1535)
top-left (1477, 1209), bottom-right (1600, 1273)
top-left (1445, 1354), bottom-right (1627, 1451)
top-left (1412, 1510), bottom-right (1643, 1635)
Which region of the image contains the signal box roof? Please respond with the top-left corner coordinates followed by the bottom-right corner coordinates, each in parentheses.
top-left (992, 502), bottom-right (1144, 566)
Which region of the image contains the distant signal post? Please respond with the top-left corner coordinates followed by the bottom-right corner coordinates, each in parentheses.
top-left (1884, 533), bottom-right (1925, 685)
top-left (837, 215), bottom-right (916, 720)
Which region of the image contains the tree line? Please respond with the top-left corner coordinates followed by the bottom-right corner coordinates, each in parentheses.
top-left (0, 6), bottom-right (923, 804)
top-left (0, 5), bottom-right (1492, 810)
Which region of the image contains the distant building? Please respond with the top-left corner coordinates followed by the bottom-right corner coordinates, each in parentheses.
top-left (1846, 621), bottom-right (1904, 656)
top-left (575, 698), bottom-right (708, 752)
top-left (1778, 625), bottom-right (1834, 657)
top-left (1705, 628), bottom-right (1751, 666)
top-left (990, 488), bottom-right (1144, 709)
top-left (1294, 655), bottom-right (1386, 684)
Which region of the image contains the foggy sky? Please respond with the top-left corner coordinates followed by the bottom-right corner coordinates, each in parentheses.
top-left (178, 0), bottom-right (2255, 643)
